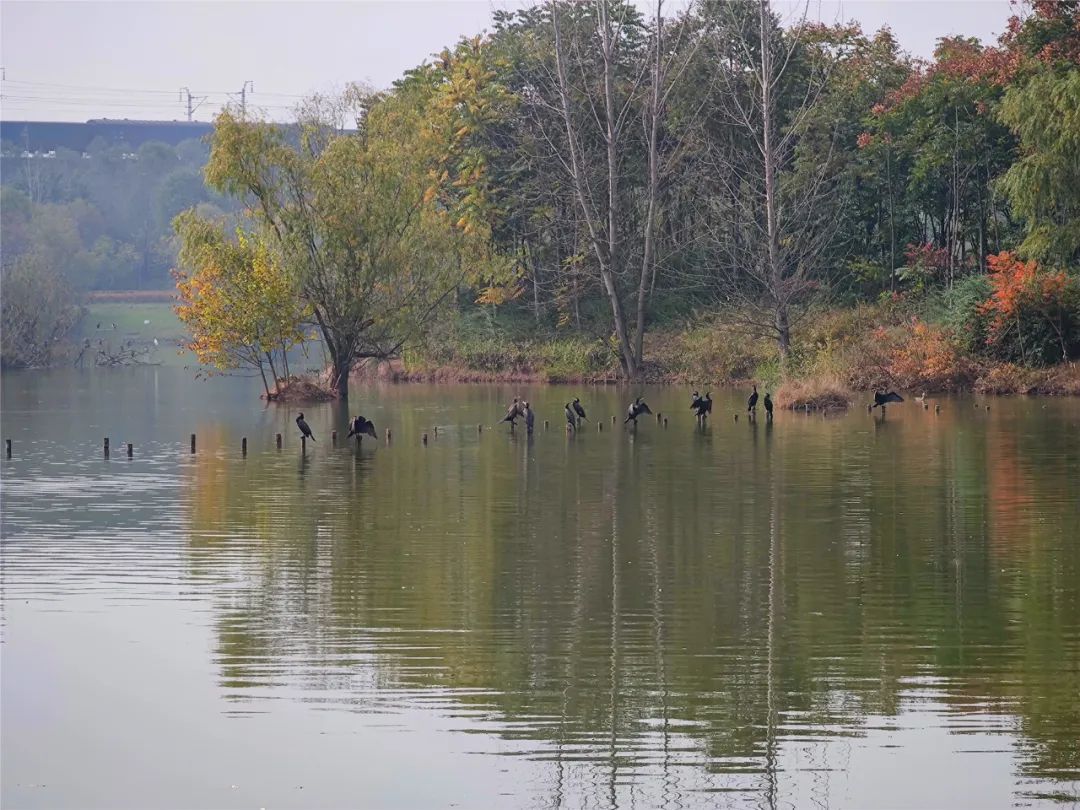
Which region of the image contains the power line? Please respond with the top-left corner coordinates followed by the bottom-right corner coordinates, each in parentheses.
top-left (0, 75), bottom-right (310, 124)
top-left (2, 79), bottom-right (307, 99)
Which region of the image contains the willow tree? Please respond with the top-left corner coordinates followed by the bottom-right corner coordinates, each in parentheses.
top-left (199, 40), bottom-right (510, 399)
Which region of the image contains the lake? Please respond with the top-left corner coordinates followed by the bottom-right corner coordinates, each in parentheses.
top-left (2, 367), bottom-right (1078, 809)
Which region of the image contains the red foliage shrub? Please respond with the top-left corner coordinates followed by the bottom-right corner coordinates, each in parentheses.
top-left (978, 251), bottom-right (1078, 365)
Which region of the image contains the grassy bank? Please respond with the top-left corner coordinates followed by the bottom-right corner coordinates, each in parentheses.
top-left (73, 301), bottom-right (189, 367)
top-left (388, 299), bottom-right (1080, 403)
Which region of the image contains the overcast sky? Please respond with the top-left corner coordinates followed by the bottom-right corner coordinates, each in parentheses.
top-left (1, 0), bottom-right (1016, 123)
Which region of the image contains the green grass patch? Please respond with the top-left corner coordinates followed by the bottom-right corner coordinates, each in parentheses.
top-left (76, 302), bottom-right (184, 341)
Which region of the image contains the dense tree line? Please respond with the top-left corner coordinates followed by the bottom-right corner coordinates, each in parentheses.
top-left (464, 0), bottom-right (1079, 372)
top-left (4, 0), bottom-right (1078, 377)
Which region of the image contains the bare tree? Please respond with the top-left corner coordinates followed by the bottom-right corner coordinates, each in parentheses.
top-left (542, 0), bottom-right (701, 378)
top-left (697, 0), bottom-right (846, 358)
top-left (548, 0), bottom-right (646, 376)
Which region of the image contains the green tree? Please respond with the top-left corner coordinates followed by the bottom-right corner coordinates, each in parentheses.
top-left (998, 68), bottom-right (1080, 265)
top-left (201, 42), bottom-right (510, 399)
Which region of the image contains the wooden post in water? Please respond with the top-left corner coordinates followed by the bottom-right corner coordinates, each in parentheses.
top-left (242, 437), bottom-right (247, 456)
top-left (385, 428), bottom-right (392, 443)
top-left (611, 415), bottom-right (616, 424)
top-left (664, 418), bottom-right (668, 428)
top-left (104, 437), bottom-right (110, 459)
top-left (190, 434), bottom-right (196, 454)
top-left (276, 433), bottom-right (282, 450)
top-left (656, 412), bottom-right (662, 423)
top-left (477, 424), bottom-right (482, 435)
top-left (544, 420), bottom-right (549, 431)
top-left (422, 432), bottom-right (428, 445)
top-left (433, 426), bottom-right (438, 437)
top-left (301, 436), bottom-right (307, 455)
top-left (127, 442), bottom-right (133, 458)
top-left (5, 439), bottom-right (10, 459)
top-left (598, 421), bottom-right (603, 432)
top-left (331, 430), bottom-right (337, 447)
top-left (733, 414), bottom-right (738, 422)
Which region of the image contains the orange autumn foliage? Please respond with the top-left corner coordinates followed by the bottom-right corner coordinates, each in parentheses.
top-left (979, 251), bottom-right (1071, 350)
top-left (887, 318), bottom-right (973, 391)
top-left (849, 318), bottom-right (973, 392)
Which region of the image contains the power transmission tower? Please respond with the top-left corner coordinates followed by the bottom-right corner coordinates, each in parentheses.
top-left (179, 87), bottom-right (207, 122)
top-left (239, 80), bottom-right (253, 116)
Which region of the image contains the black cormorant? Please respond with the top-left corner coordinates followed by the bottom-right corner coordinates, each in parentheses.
top-left (524, 401), bottom-right (535, 434)
top-left (572, 397), bottom-right (588, 423)
top-left (347, 415), bottom-right (377, 439)
top-left (625, 397), bottom-right (653, 424)
top-left (501, 397), bottom-right (523, 425)
top-left (872, 391), bottom-right (904, 409)
top-left (296, 413), bottom-right (316, 441)
top-left (692, 391), bottom-right (712, 418)
top-left (747, 385), bottom-right (759, 414)
top-left (764, 393), bottom-right (774, 419)
top-left (564, 403), bottom-right (577, 430)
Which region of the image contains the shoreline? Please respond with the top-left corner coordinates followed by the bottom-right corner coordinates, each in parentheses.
top-left (356, 358), bottom-right (1080, 399)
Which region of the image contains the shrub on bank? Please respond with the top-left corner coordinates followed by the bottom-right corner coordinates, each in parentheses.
top-left (843, 317), bottom-right (974, 392)
top-left (648, 318), bottom-right (772, 384)
top-left (979, 252), bottom-right (1080, 366)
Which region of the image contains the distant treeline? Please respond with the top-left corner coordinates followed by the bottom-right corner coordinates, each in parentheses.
top-left (0, 136), bottom-right (231, 291)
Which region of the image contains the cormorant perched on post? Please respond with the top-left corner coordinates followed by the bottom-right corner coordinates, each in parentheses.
top-left (296, 413), bottom-right (316, 441)
top-left (572, 397), bottom-right (588, 423)
top-left (747, 385), bottom-right (759, 414)
top-left (692, 392), bottom-right (712, 419)
top-left (347, 415), bottom-right (377, 440)
top-left (764, 393), bottom-right (774, 420)
top-left (564, 403), bottom-right (577, 431)
top-left (872, 390), bottom-right (904, 409)
top-left (500, 397), bottom-right (523, 426)
top-left (625, 397), bottom-right (653, 424)
top-left (523, 401), bottom-right (535, 434)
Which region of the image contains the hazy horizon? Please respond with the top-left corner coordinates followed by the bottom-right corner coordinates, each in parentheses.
top-left (2, 0), bottom-right (1016, 123)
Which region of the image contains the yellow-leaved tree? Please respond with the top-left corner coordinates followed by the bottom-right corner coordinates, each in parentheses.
top-left (186, 38), bottom-right (514, 400)
top-left (173, 210), bottom-right (308, 398)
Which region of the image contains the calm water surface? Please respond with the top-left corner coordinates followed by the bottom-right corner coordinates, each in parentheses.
top-left (2, 368), bottom-right (1079, 809)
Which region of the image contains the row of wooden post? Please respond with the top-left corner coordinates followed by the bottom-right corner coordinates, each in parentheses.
top-left (4, 411), bottom-right (685, 461)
